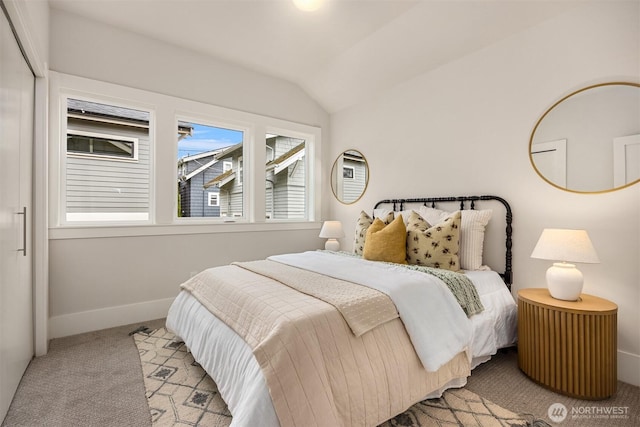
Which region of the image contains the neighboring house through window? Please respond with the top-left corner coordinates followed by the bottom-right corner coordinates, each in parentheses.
top-left (51, 73), bottom-right (321, 229)
top-left (265, 134), bottom-right (306, 220)
top-left (64, 98), bottom-right (151, 222)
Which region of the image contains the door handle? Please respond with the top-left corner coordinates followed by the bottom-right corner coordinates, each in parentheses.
top-left (16, 206), bottom-right (26, 257)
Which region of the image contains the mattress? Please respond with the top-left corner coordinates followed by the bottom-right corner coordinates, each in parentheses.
top-left (166, 263), bottom-right (516, 427)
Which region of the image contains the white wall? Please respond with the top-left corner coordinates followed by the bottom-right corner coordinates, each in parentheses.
top-left (47, 9), bottom-right (330, 337)
top-left (3, 0), bottom-right (49, 75)
top-left (48, 227), bottom-right (323, 337)
top-left (328, 2), bottom-right (640, 385)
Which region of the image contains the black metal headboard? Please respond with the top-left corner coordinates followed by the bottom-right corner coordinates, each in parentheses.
top-left (373, 195), bottom-right (513, 289)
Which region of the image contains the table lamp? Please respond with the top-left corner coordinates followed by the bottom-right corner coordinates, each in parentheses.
top-left (319, 221), bottom-right (344, 251)
top-left (531, 228), bottom-right (599, 301)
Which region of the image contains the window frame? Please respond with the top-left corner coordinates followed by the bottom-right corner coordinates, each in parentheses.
top-left (67, 129), bottom-right (139, 161)
top-left (56, 91), bottom-right (154, 227)
top-left (343, 165), bottom-right (355, 179)
top-left (175, 114), bottom-right (248, 222)
top-left (207, 192), bottom-right (220, 207)
top-left (49, 72), bottom-right (322, 239)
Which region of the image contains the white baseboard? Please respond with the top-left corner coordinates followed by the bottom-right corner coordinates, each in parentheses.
top-left (49, 297), bottom-right (174, 340)
top-left (618, 350), bottom-right (640, 386)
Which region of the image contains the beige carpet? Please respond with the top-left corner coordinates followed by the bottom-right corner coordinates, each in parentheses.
top-left (134, 328), bottom-right (548, 427)
top-left (3, 320), bottom-right (636, 426)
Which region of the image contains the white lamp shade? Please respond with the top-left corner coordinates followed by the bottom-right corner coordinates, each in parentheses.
top-left (531, 229), bottom-right (599, 264)
top-left (531, 229), bottom-right (599, 301)
top-left (319, 221), bottom-right (344, 239)
top-left (319, 221), bottom-right (344, 251)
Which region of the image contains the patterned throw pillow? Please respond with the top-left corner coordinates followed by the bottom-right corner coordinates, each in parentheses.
top-left (418, 207), bottom-right (492, 270)
top-left (353, 210), bottom-right (394, 255)
top-left (406, 210), bottom-right (461, 271)
top-left (362, 215), bottom-right (408, 264)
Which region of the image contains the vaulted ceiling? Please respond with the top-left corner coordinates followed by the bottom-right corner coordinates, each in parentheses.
top-left (48, 0), bottom-right (577, 113)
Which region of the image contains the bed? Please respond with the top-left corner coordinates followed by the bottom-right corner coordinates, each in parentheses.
top-left (166, 195), bottom-right (517, 427)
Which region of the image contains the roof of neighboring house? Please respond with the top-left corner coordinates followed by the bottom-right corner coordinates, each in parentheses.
top-left (177, 120), bottom-right (194, 138)
top-left (68, 99), bottom-right (194, 135)
top-left (178, 147), bottom-right (233, 183)
top-left (180, 148), bottom-right (224, 164)
top-left (201, 142), bottom-right (306, 188)
top-left (203, 169), bottom-right (235, 189)
top-left (67, 98), bottom-right (150, 125)
top-left (266, 143), bottom-right (304, 167)
top-left (266, 143), bottom-right (305, 174)
top-left (343, 150), bottom-right (365, 162)
top-left (214, 142), bottom-right (243, 160)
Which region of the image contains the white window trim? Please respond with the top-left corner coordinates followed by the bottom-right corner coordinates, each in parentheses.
top-left (343, 165), bottom-right (355, 179)
top-left (207, 192), bottom-right (220, 207)
top-left (49, 72), bottom-right (322, 239)
top-left (67, 129), bottom-right (139, 161)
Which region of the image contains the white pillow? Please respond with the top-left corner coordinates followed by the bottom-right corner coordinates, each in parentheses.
top-left (372, 209), bottom-right (414, 225)
top-left (373, 208), bottom-right (394, 220)
top-left (418, 206), bottom-right (492, 270)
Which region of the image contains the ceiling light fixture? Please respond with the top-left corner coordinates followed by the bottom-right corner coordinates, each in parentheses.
top-left (293, 0), bottom-right (323, 12)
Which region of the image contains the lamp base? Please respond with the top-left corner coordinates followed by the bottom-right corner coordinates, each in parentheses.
top-left (324, 238), bottom-right (340, 252)
top-left (547, 262), bottom-right (583, 301)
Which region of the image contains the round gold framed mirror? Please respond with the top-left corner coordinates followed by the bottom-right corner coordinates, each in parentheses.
top-left (529, 82), bottom-right (640, 193)
top-left (331, 150), bottom-right (369, 204)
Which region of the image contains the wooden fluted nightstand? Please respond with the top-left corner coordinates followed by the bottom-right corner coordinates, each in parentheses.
top-left (517, 288), bottom-right (617, 400)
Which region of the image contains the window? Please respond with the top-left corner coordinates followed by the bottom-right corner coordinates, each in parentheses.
top-left (177, 120), bottom-right (244, 218)
top-left (265, 133), bottom-right (306, 220)
top-left (207, 192), bottom-right (219, 207)
top-left (343, 166), bottom-right (355, 179)
top-left (67, 130), bottom-right (138, 160)
top-left (51, 73), bottom-right (320, 231)
top-left (64, 97), bottom-right (151, 223)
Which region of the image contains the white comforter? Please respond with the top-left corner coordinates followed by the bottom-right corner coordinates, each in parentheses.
top-left (270, 251), bottom-right (472, 371)
top-left (166, 252), bottom-right (517, 427)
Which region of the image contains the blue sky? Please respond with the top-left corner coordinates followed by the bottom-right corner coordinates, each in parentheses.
top-left (178, 123), bottom-right (243, 159)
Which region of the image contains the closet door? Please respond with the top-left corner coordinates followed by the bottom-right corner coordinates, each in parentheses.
top-left (0, 7), bottom-right (34, 421)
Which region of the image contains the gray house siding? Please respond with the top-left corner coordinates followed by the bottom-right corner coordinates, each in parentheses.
top-left (211, 136), bottom-right (306, 219)
top-left (217, 155), bottom-right (243, 218)
top-left (66, 119), bottom-right (150, 215)
top-left (179, 153), bottom-right (223, 217)
top-left (265, 136), bottom-right (306, 219)
top-left (342, 159), bottom-right (366, 204)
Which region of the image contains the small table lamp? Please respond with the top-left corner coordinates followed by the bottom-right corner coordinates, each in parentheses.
top-left (319, 221), bottom-right (344, 251)
top-left (531, 228), bottom-right (600, 301)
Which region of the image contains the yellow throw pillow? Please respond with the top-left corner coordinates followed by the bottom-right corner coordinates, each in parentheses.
top-left (363, 215), bottom-right (407, 264)
top-left (406, 210), bottom-right (461, 271)
top-left (353, 210), bottom-right (394, 255)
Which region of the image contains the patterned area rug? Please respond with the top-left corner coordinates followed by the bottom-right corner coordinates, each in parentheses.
top-left (134, 328), bottom-right (549, 427)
